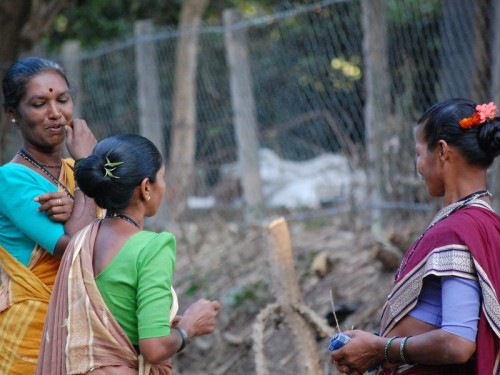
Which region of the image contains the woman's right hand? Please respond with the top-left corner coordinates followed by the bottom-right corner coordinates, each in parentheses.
top-left (35, 191), bottom-right (73, 223)
top-left (178, 299), bottom-right (221, 339)
top-left (65, 118), bottom-right (97, 160)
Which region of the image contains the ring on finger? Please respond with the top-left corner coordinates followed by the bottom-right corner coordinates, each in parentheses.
top-left (57, 198), bottom-right (62, 205)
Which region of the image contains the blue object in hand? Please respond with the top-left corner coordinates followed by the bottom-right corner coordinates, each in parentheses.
top-left (328, 332), bottom-right (380, 373)
top-left (328, 332), bottom-right (351, 351)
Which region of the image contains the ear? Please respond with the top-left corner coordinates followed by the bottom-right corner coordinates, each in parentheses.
top-left (437, 140), bottom-right (449, 161)
top-left (6, 108), bottom-right (16, 122)
top-left (139, 177), bottom-right (152, 201)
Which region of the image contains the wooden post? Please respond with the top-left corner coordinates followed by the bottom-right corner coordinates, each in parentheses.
top-left (168, 0), bottom-right (209, 221)
top-left (223, 9), bottom-right (263, 208)
top-left (61, 41), bottom-right (82, 118)
top-left (134, 20), bottom-right (169, 227)
top-left (266, 218), bottom-right (321, 375)
top-left (362, 0), bottom-right (390, 234)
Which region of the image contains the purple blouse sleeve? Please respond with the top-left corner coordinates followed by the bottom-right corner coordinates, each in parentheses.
top-left (409, 275), bottom-right (480, 342)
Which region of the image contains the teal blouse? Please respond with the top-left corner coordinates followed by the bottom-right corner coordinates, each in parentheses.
top-left (0, 163), bottom-right (64, 266)
top-left (95, 231), bottom-right (176, 345)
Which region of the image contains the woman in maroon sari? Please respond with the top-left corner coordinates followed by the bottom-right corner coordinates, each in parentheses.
top-left (331, 98), bottom-right (500, 375)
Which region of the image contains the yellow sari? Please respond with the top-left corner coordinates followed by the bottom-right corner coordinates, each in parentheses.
top-left (0, 159), bottom-right (75, 374)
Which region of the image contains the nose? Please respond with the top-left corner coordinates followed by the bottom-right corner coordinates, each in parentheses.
top-left (48, 101), bottom-right (62, 119)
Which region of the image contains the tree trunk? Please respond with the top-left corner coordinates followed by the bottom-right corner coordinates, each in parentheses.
top-left (0, 0), bottom-right (68, 164)
top-left (167, 0), bottom-right (209, 221)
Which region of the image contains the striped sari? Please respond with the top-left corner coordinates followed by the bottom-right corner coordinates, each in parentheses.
top-left (36, 221), bottom-right (178, 375)
top-left (0, 159), bottom-right (75, 374)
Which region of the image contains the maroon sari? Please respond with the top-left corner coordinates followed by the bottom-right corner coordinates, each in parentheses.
top-left (379, 206), bottom-right (500, 375)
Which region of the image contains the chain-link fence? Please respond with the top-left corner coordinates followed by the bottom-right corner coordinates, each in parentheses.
top-left (2, 0), bottom-right (498, 223)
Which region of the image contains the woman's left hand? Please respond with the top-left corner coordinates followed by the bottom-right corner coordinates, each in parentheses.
top-left (35, 192), bottom-right (74, 222)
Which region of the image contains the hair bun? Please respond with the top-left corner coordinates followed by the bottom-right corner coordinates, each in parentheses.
top-left (478, 119), bottom-right (500, 159)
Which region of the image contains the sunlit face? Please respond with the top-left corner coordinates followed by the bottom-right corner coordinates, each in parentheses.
top-left (148, 165), bottom-right (167, 216)
top-left (11, 70), bottom-right (73, 150)
top-left (415, 124), bottom-right (444, 197)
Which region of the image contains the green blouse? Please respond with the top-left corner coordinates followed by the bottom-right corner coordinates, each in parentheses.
top-left (95, 230), bottom-right (176, 345)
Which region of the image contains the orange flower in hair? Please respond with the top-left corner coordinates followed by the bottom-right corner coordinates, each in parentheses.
top-left (459, 101), bottom-right (497, 129)
top-left (459, 113), bottom-right (480, 129)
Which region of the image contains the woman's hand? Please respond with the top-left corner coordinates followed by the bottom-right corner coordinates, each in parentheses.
top-left (178, 299), bottom-right (221, 339)
top-left (139, 299), bottom-right (221, 364)
top-left (35, 192), bottom-right (74, 222)
top-left (65, 118), bottom-right (97, 160)
top-left (330, 330), bottom-right (385, 374)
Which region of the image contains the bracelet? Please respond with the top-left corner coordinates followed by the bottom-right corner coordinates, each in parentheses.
top-left (74, 187), bottom-right (81, 192)
top-left (384, 336), bottom-right (398, 363)
top-left (174, 326), bottom-right (188, 353)
top-left (400, 336), bottom-right (412, 364)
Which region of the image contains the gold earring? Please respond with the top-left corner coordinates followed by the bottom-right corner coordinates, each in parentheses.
top-left (11, 118), bottom-right (15, 123)
top-left (147, 195), bottom-right (151, 201)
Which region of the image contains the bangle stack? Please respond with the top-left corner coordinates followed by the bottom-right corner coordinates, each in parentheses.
top-left (174, 326), bottom-right (188, 353)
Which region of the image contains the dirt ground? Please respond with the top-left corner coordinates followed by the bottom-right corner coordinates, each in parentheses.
top-left (166, 208), bottom-right (433, 374)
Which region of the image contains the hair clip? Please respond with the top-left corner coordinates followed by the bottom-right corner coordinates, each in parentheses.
top-left (104, 157), bottom-right (124, 179)
top-left (459, 102), bottom-right (497, 129)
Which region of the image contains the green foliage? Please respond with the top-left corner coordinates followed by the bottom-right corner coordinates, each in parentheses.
top-left (45, 0), bottom-right (183, 50)
top-left (44, 0), bottom-right (288, 51)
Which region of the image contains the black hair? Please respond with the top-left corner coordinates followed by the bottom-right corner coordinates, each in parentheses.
top-left (417, 98), bottom-right (500, 168)
top-left (75, 134), bottom-right (163, 211)
top-left (2, 56), bottom-right (70, 111)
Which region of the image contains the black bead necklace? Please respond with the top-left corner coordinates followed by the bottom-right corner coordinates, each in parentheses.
top-left (395, 189), bottom-right (492, 280)
top-left (106, 212), bottom-right (141, 229)
top-left (17, 149), bottom-right (74, 200)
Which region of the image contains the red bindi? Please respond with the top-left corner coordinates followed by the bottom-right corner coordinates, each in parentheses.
top-left (49, 88), bottom-right (53, 92)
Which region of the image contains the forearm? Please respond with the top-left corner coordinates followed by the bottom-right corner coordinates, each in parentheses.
top-left (53, 190), bottom-right (97, 257)
top-left (139, 328), bottom-right (186, 364)
top-left (385, 330), bottom-right (475, 366)
top-left (64, 189), bottom-right (97, 233)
